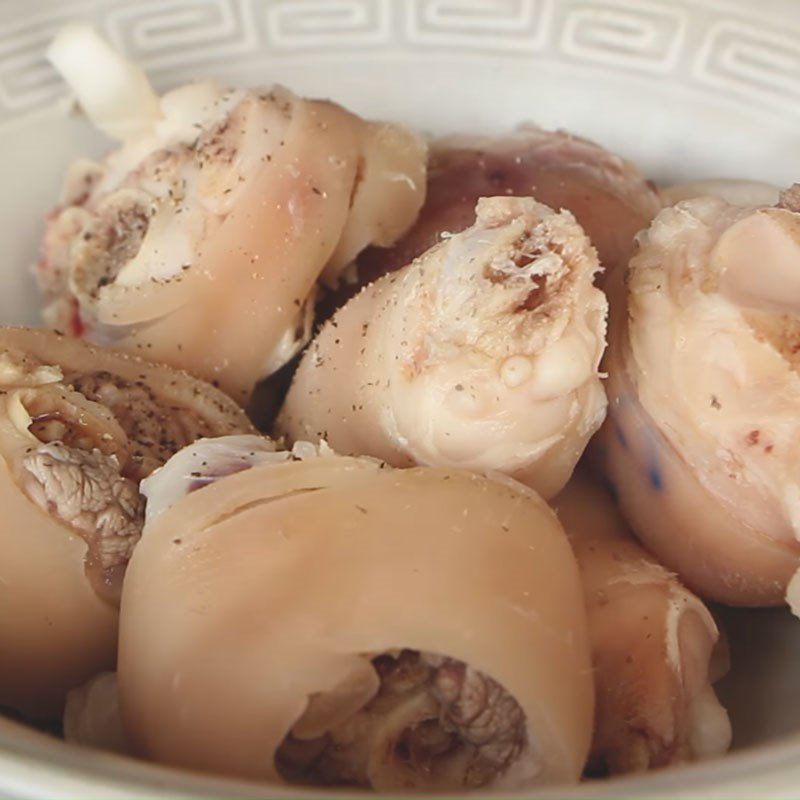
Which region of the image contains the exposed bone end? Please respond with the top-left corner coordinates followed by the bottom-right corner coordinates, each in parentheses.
top-left (37, 208), bottom-right (94, 323)
top-left (276, 650), bottom-right (535, 791)
top-left (0, 342), bottom-right (142, 606)
top-left (341, 125), bottom-right (656, 315)
top-left (47, 24), bottom-right (162, 142)
top-left (429, 657), bottom-right (528, 786)
top-left (431, 196), bottom-right (603, 364)
top-left (396, 197), bottom-right (606, 495)
top-left (0, 329), bottom-right (255, 719)
top-left (0, 328), bottom-right (254, 456)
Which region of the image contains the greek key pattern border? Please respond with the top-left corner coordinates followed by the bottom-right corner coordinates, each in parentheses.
top-left (0, 0), bottom-right (797, 118)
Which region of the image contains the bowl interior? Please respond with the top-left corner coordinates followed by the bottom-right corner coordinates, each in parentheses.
top-left (1, 0), bottom-right (800, 796)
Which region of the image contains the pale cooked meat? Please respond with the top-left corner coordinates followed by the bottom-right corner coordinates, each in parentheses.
top-left (598, 191), bottom-right (800, 606)
top-left (278, 195), bottom-right (607, 500)
top-left (555, 474), bottom-right (731, 774)
top-left (0, 326), bottom-right (252, 719)
top-left (119, 445), bottom-right (593, 788)
top-left (39, 27), bottom-right (427, 401)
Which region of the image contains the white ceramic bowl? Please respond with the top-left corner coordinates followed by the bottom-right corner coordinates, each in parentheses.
top-left (2, 0), bottom-right (800, 796)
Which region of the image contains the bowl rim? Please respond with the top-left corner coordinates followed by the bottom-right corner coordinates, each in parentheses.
top-left (2, 2), bottom-right (799, 796)
top-left (1, 715), bottom-right (799, 799)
